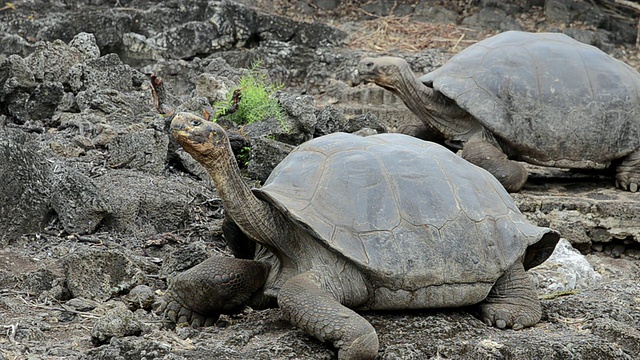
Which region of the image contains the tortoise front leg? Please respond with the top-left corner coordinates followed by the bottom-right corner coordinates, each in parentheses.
top-left (461, 139), bottom-right (528, 192)
top-left (159, 255), bottom-right (268, 327)
top-left (278, 272), bottom-right (379, 360)
top-left (616, 149), bottom-right (640, 192)
top-left (478, 261), bottom-right (541, 330)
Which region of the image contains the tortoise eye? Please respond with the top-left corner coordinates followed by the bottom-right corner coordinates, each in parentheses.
top-left (365, 62), bottom-right (374, 68)
top-left (190, 119), bottom-right (202, 127)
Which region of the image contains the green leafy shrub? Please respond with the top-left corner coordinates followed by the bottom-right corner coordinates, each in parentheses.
top-left (214, 62), bottom-right (285, 127)
top-left (238, 146), bottom-right (251, 167)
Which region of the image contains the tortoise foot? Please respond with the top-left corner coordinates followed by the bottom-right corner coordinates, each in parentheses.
top-left (615, 177), bottom-right (639, 192)
top-left (157, 293), bottom-right (219, 328)
top-left (478, 261), bottom-right (541, 330)
top-left (479, 302), bottom-right (537, 330)
top-left (338, 331), bottom-right (379, 360)
top-left (616, 150), bottom-right (640, 192)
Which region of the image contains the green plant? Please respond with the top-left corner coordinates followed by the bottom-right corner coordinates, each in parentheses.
top-left (0, 3), bottom-right (16, 12)
top-left (238, 146), bottom-right (251, 167)
top-left (214, 61), bottom-right (285, 129)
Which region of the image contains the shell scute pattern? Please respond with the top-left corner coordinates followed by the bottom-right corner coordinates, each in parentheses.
top-left (424, 31), bottom-right (640, 164)
top-left (257, 133), bottom-right (546, 290)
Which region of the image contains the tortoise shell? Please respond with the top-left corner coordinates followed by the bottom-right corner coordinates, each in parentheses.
top-left (255, 132), bottom-right (558, 294)
top-left (420, 31), bottom-right (640, 167)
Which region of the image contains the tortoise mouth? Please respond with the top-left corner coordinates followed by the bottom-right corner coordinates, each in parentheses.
top-left (354, 72), bottom-right (389, 89)
top-left (170, 112), bottom-right (214, 146)
top-left (170, 128), bottom-right (189, 142)
top-left (170, 119), bottom-right (194, 146)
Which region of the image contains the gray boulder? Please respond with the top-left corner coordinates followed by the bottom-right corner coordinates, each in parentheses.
top-left (247, 136), bottom-right (295, 183)
top-left (91, 302), bottom-right (143, 345)
top-left (63, 248), bottom-right (145, 301)
top-left (531, 239), bottom-right (602, 293)
top-left (0, 128), bottom-right (53, 245)
top-left (108, 129), bottom-right (169, 175)
top-left (50, 167), bottom-right (110, 235)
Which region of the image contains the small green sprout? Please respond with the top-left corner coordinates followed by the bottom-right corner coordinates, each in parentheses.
top-left (214, 61), bottom-right (286, 129)
top-left (238, 146), bottom-right (251, 167)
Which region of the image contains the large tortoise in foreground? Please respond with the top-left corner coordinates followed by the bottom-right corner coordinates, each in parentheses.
top-left (357, 31), bottom-right (640, 192)
top-left (161, 112), bottom-right (560, 359)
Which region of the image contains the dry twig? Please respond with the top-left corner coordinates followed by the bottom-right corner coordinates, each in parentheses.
top-left (17, 295), bottom-right (101, 319)
top-left (3, 323), bottom-right (17, 344)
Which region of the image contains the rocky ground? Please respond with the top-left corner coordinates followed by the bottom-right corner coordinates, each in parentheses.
top-left (1, 0), bottom-right (640, 359)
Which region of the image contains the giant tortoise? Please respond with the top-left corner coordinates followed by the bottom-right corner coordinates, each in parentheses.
top-left (161, 112), bottom-right (560, 359)
top-left (357, 31), bottom-right (640, 192)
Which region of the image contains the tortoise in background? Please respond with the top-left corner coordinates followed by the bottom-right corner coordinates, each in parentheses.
top-left (357, 31), bottom-right (640, 192)
top-left (160, 112), bottom-right (559, 359)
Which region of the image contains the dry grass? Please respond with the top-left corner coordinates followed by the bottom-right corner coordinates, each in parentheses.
top-left (244, 0), bottom-right (640, 68)
top-left (346, 14), bottom-right (490, 53)
top-left (246, 0), bottom-right (492, 53)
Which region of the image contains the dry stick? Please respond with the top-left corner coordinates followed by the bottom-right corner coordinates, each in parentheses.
top-left (17, 295), bottom-right (101, 319)
top-left (452, 32), bottom-right (466, 52)
top-left (538, 289), bottom-right (581, 300)
top-left (0, 289), bottom-right (31, 296)
top-left (614, 0), bottom-right (640, 11)
top-left (3, 324), bottom-right (17, 344)
top-left (0, 3), bottom-right (15, 12)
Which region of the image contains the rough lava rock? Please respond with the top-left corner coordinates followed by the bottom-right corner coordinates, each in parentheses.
top-left (0, 128), bottom-right (54, 245)
top-left (91, 302), bottom-right (143, 345)
top-left (0, 32), bottom-right (219, 241)
top-left (1, 0), bottom-right (347, 67)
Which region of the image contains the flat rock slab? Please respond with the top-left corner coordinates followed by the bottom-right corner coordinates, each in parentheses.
top-left (514, 165), bottom-right (640, 253)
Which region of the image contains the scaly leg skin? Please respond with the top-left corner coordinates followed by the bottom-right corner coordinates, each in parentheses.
top-left (461, 140), bottom-right (528, 193)
top-left (278, 272), bottom-right (379, 360)
top-left (616, 150), bottom-right (640, 192)
top-left (478, 261), bottom-right (541, 330)
top-left (158, 255), bottom-right (268, 328)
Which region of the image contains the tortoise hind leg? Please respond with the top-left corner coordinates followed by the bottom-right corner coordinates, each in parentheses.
top-left (478, 261), bottom-right (541, 330)
top-left (615, 150), bottom-right (640, 192)
top-left (278, 272), bottom-right (378, 360)
top-left (461, 140), bottom-right (528, 192)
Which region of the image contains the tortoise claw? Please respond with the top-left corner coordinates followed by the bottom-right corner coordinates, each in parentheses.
top-left (615, 178), bottom-right (639, 192)
top-left (616, 151), bottom-right (640, 192)
top-left (191, 317), bottom-right (204, 328)
top-left (158, 293), bottom-right (220, 328)
top-left (177, 307), bottom-right (191, 325)
top-left (203, 317), bottom-right (217, 327)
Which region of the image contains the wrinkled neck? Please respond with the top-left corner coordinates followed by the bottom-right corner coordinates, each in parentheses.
top-left (392, 70), bottom-right (479, 140)
top-left (203, 143), bottom-right (281, 247)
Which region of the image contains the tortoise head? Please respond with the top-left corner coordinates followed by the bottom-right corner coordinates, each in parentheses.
top-left (356, 56), bottom-right (411, 91)
top-left (170, 112), bottom-right (230, 166)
